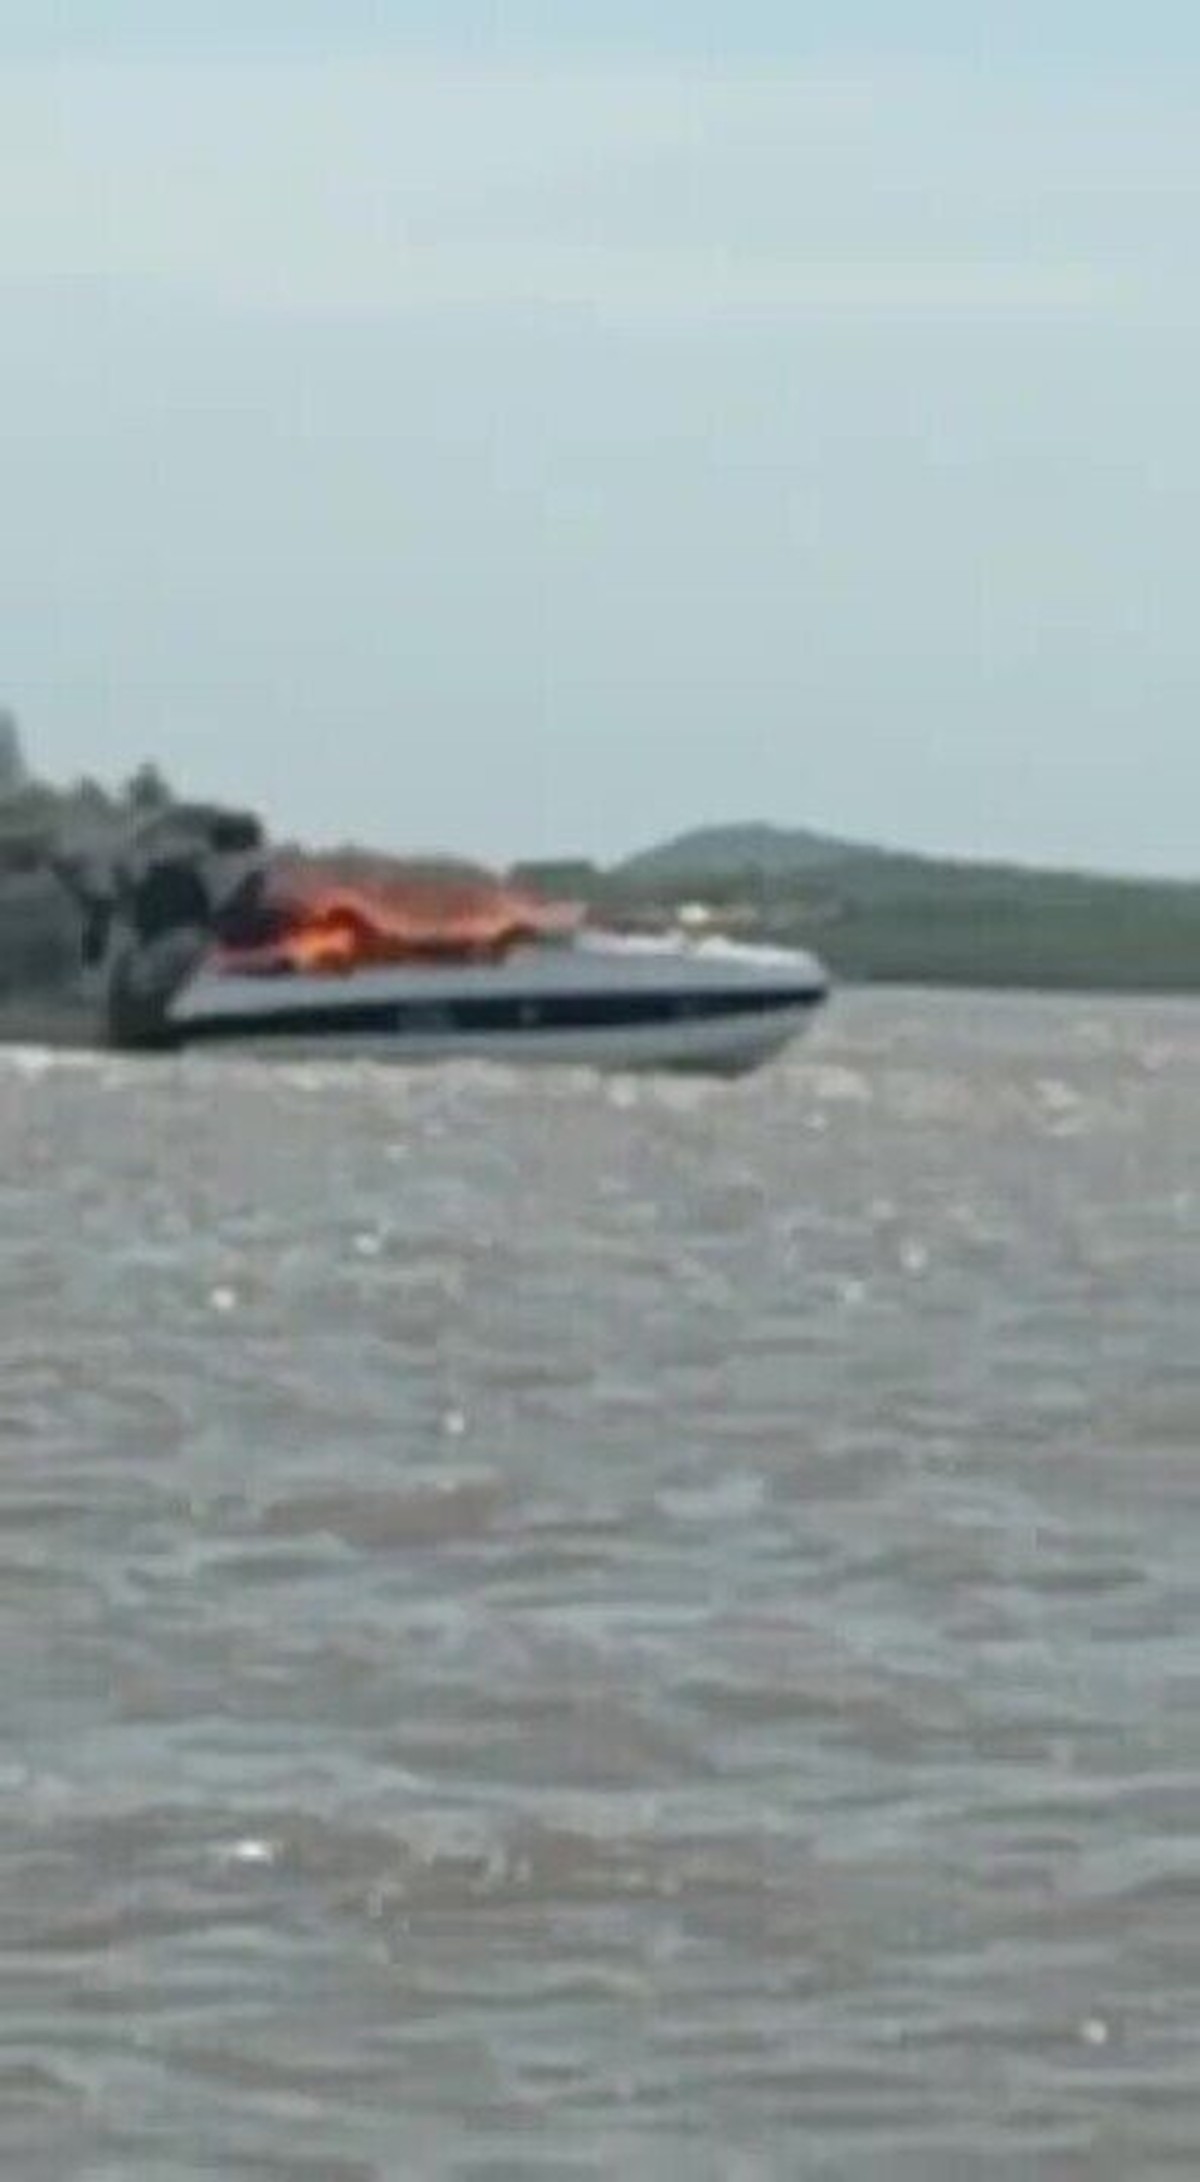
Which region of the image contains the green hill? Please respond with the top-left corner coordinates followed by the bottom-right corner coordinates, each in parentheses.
top-left (603, 825), bottom-right (1200, 993)
top-left (616, 823), bottom-right (880, 886)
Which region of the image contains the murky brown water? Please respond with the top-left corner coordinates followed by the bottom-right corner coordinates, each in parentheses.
top-left (0, 990), bottom-right (1197, 2180)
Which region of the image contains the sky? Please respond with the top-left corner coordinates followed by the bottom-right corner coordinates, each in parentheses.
top-left (4, 4), bottom-right (1200, 873)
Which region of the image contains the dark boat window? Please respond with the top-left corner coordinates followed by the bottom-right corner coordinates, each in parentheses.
top-left (394, 1003), bottom-right (456, 1035)
top-left (183, 983), bottom-right (820, 1045)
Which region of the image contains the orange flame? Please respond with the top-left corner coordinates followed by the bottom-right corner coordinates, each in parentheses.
top-left (220, 871), bottom-right (582, 977)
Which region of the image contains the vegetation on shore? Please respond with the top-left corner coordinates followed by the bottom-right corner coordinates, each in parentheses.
top-left (577, 826), bottom-right (1200, 993)
top-left (1, 716), bottom-right (1197, 1001)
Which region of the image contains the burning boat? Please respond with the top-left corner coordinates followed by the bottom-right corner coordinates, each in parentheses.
top-left (63, 808), bottom-right (829, 1073)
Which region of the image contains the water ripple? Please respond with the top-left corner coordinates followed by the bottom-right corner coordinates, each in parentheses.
top-left (0, 990), bottom-right (1196, 2174)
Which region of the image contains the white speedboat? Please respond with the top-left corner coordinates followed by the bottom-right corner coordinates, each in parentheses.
top-left (167, 930), bottom-right (828, 1075)
top-left (70, 806), bottom-right (828, 1073)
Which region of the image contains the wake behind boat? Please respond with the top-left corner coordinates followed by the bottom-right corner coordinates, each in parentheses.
top-left (63, 807), bottom-right (829, 1073)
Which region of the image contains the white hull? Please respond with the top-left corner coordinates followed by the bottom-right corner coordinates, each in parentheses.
top-left (166, 936), bottom-right (829, 1076)
top-left (183, 1000), bottom-right (817, 1074)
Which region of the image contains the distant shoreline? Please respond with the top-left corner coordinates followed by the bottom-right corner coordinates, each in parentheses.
top-left (4, 742), bottom-right (1199, 1007)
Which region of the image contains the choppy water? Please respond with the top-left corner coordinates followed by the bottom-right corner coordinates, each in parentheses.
top-left (0, 990), bottom-right (1197, 2180)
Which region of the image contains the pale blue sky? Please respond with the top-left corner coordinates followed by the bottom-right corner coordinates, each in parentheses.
top-left (4, 3), bottom-right (1199, 870)
top-left (3, 3), bottom-right (1199, 65)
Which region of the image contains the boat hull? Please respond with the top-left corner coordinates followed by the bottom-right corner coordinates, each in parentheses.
top-left (170, 1001), bottom-right (821, 1074)
top-left (165, 940), bottom-right (829, 1075)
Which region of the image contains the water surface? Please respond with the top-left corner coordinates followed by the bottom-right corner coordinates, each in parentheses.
top-left (0, 990), bottom-right (1197, 2178)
